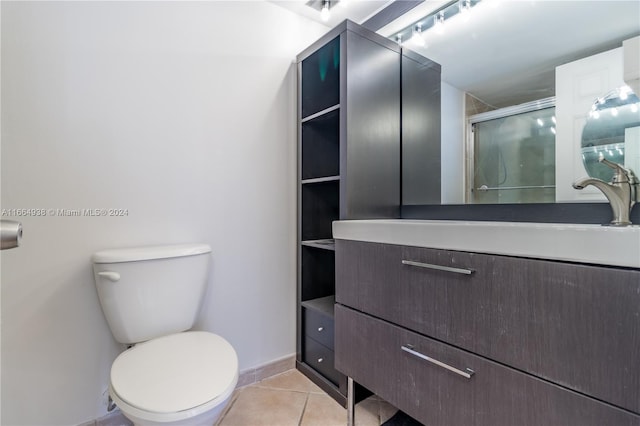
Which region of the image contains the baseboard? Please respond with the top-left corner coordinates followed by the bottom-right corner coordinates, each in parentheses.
top-left (236, 353), bottom-right (296, 388)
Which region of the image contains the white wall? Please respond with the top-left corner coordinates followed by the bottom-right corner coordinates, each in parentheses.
top-left (441, 82), bottom-right (466, 204)
top-left (0, 2), bottom-right (328, 425)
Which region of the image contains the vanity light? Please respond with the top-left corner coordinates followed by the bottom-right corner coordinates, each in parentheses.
top-left (321, 0), bottom-right (330, 22)
top-left (459, 0), bottom-right (472, 22)
top-left (411, 23), bottom-right (426, 47)
top-left (537, 118), bottom-right (544, 126)
top-left (434, 11), bottom-right (445, 34)
top-left (611, 107), bottom-right (619, 117)
top-left (392, 0), bottom-right (482, 45)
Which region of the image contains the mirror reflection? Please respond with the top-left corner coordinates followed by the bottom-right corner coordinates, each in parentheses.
top-left (378, 0), bottom-right (640, 205)
top-left (582, 86), bottom-right (640, 182)
top-left (470, 100), bottom-right (556, 204)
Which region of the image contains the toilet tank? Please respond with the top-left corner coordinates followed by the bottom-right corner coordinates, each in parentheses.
top-left (92, 243), bottom-right (211, 344)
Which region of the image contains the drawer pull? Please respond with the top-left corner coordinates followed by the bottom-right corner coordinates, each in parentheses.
top-left (401, 345), bottom-right (475, 379)
top-left (318, 327), bottom-right (324, 332)
top-left (317, 358), bottom-right (324, 363)
top-left (402, 259), bottom-right (474, 275)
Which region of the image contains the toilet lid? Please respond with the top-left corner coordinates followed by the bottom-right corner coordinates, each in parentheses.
top-left (111, 331), bottom-right (238, 414)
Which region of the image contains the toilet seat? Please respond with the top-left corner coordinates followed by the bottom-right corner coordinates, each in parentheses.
top-left (110, 331), bottom-right (238, 422)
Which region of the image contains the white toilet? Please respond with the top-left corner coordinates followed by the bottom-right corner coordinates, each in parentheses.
top-left (92, 243), bottom-right (238, 426)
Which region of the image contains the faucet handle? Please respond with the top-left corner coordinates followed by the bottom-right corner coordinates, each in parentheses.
top-left (598, 154), bottom-right (631, 183)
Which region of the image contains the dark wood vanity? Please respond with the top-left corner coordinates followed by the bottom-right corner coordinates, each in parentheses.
top-left (335, 238), bottom-right (640, 425)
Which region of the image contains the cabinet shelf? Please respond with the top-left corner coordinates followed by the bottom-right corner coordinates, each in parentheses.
top-left (301, 239), bottom-right (335, 251)
top-left (301, 180), bottom-right (339, 241)
top-left (301, 108), bottom-right (340, 180)
top-left (301, 245), bottom-right (335, 301)
top-left (301, 295), bottom-right (335, 317)
top-left (302, 176), bottom-right (340, 185)
top-left (301, 104), bottom-right (340, 123)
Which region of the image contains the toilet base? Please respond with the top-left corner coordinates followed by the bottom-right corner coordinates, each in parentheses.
top-left (122, 402), bottom-right (227, 426)
top-left (112, 386), bottom-right (234, 426)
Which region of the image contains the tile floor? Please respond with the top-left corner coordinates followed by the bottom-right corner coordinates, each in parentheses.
top-left (216, 369), bottom-right (399, 426)
top-left (100, 369), bottom-right (400, 426)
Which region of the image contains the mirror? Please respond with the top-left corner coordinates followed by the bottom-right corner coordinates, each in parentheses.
top-left (581, 86), bottom-right (640, 182)
top-left (377, 0), bottom-right (640, 204)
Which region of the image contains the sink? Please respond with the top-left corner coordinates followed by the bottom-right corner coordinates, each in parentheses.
top-left (332, 220), bottom-right (640, 268)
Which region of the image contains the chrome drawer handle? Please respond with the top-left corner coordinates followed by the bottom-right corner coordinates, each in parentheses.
top-left (318, 327), bottom-right (324, 332)
top-left (401, 345), bottom-right (475, 379)
top-left (402, 260), bottom-right (474, 275)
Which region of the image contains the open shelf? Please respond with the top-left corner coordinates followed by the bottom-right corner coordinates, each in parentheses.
top-left (302, 175), bottom-right (340, 185)
top-left (301, 294), bottom-right (335, 317)
top-left (301, 108), bottom-right (340, 180)
top-left (301, 239), bottom-right (335, 251)
top-left (301, 36), bottom-right (340, 119)
top-left (301, 180), bottom-right (339, 241)
top-left (301, 245), bottom-right (335, 302)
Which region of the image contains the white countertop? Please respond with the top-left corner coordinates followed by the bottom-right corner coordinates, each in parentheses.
top-left (333, 220), bottom-right (640, 268)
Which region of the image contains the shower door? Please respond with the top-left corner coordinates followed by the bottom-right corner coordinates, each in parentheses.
top-left (468, 98), bottom-right (556, 204)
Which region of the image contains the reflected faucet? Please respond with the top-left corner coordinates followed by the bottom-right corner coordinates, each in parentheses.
top-left (573, 155), bottom-right (638, 226)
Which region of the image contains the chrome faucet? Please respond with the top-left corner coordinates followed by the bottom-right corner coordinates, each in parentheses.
top-left (573, 155), bottom-right (638, 226)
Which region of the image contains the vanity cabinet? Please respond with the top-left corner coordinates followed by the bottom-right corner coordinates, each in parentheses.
top-left (335, 239), bottom-right (640, 424)
top-left (296, 21), bottom-right (441, 404)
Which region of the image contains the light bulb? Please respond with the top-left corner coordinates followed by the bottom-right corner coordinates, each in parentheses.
top-left (459, 0), bottom-right (471, 22)
top-left (537, 118), bottom-right (544, 127)
top-left (611, 108), bottom-right (619, 117)
top-left (411, 23), bottom-right (425, 47)
top-left (434, 11), bottom-right (445, 34)
top-left (550, 127), bottom-right (556, 135)
top-left (321, 1), bottom-right (330, 22)
top-left (631, 104), bottom-right (638, 113)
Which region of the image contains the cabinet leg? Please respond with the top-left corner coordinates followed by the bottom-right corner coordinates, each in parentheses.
top-left (347, 377), bottom-right (355, 426)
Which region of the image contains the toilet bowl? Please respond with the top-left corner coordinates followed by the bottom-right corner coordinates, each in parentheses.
top-left (92, 244), bottom-right (238, 426)
top-left (109, 332), bottom-right (238, 426)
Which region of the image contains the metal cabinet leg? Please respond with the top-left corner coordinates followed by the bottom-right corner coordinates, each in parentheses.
top-left (347, 377), bottom-right (355, 426)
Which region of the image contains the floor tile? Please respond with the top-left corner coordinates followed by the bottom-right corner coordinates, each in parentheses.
top-left (218, 386), bottom-right (307, 426)
top-left (300, 393), bottom-right (347, 426)
top-left (355, 396), bottom-right (383, 426)
top-left (378, 399), bottom-right (399, 424)
top-left (255, 369), bottom-right (324, 394)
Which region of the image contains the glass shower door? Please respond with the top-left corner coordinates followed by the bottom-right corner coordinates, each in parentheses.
top-left (470, 101), bottom-right (556, 204)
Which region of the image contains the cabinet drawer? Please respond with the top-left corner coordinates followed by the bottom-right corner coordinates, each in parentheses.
top-left (335, 239), bottom-right (640, 413)
top-left (304, 336), bottom-right (342, 385)
top-left (335, 305), bottom-right (639, 426)
top-left (304, 307), bottom-right (335, 350)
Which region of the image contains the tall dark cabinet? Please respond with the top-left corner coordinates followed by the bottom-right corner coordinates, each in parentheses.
top-left (296, 20), bottom-right (441, 404)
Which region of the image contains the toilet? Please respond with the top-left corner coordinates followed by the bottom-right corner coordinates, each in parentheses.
top-left (92, 243), bottom-right (238, 426)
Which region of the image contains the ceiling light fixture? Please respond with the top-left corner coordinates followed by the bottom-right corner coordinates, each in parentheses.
top-left (305, 0), bottom-right (339, 23)
top-left (393, 0), bottom-right (483, 45)
top-left (321, 1), bottom-right (330, 22)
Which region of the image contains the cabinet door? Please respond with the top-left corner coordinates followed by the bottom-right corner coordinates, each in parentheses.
top-left (335, 305), bottom-right (640, 426)
top-left (335, 239), bottom-right (640, 413)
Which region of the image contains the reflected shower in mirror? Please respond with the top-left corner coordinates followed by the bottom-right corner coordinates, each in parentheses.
top-left (468, 98), bottom-right (555, 204)
top-left (581, 86), bottom-right (640, 182)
